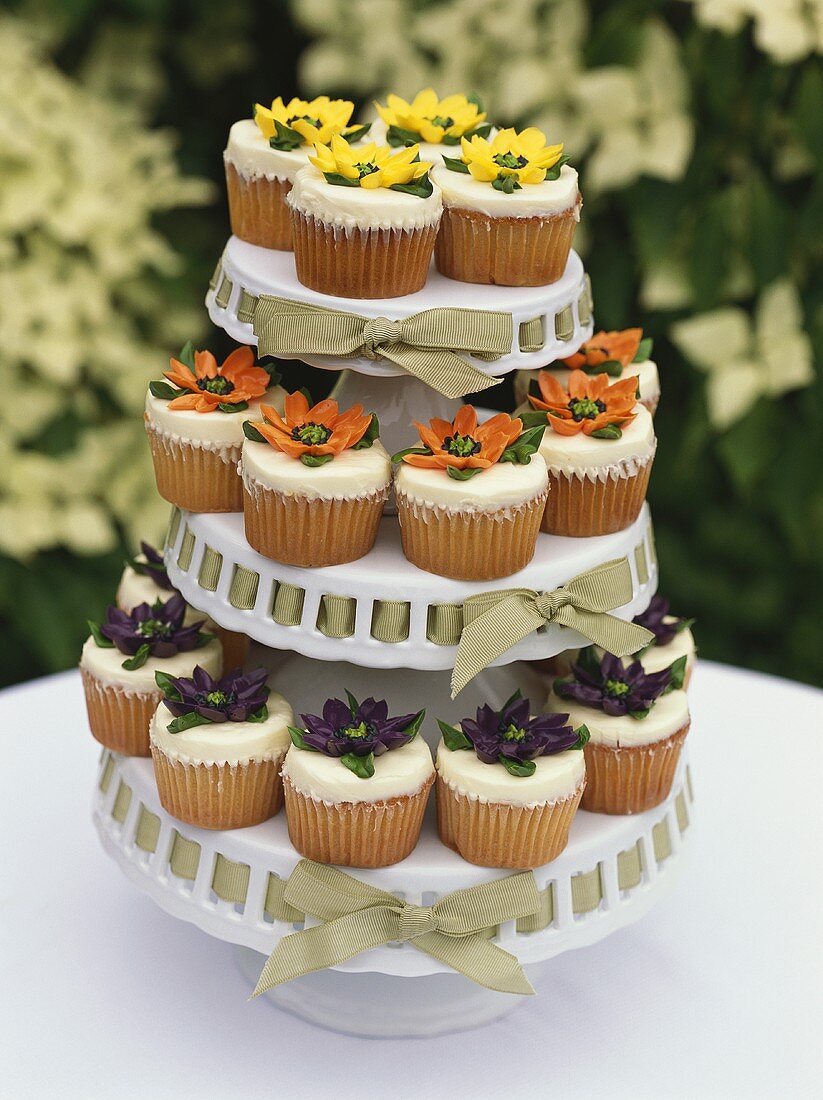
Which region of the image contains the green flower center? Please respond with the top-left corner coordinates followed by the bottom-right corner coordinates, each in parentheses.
top-left (493, 151), bottom-right (527, 170)
top-left (205, 690), bottom-right (230, 707)
top-left (288, 114), bottom-right (321, 128)
top-left (137, 618), bottom-right (173, 639)
top-left (427, 114), bottom-right (454, 130)
top-left (501, 723), bottom-right (526, 742)
top-left (293, 421), bottom-right (332, 445)
top-left (443, 432), bottom-right (481, 458)
top-left (197, 374), bottom-right (234, 396)
top-left (340, 721), bottom-right (371, 740)
top-left (354, 161), bottom-right (379, 178)
top-left (605, 678), bottom-right (629, 698)
top-left (569, 396), bottom-right (606, 421)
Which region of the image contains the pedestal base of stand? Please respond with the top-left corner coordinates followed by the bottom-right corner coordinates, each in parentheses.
top-left (235, 945), bottom-right (546, 1037)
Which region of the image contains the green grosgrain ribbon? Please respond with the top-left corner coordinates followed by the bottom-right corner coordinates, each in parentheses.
top-left (252, 860), bottom-right (540, 997)
top-left (252, 296), bottom-right (510, 399)
top-left (451, 556), bottom-right (655, 697)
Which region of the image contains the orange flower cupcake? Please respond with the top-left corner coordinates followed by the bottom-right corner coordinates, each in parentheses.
top-left (518, 329), bottom-right (660, 415)
top-left (145, 342), bottom-right (286, 512)
top-left (525, 370), bottom-right (656, 537)
top-left (224, 96), bottom-right (369, 250)
top-left (241, 390), bottom-right (391, 566)
top-left (394, 405), bottom-right (547, 580)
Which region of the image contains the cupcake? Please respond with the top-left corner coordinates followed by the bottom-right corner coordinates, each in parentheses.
top-left (394, 405), bottom-right (547, 580)
top-left (623, 596), bottom-right (697, 687)
top-left (81, 595), bottom-right (222, 757)
top-left (435, 690), bottom-right (588, 868)
top-left (241, 390), bottom-right (391, 566)
top-left (516, 329), bottom-right (660, 416)
top-left (145, 342), bottom-right (286, 513)
top-left (287, 135), bottom-right (441, 298)
top-left (224, 96), bottom-right (369, 250)
top-left (548, 650), bottom-right (690, 815)
top-left (150, 666), bottom-right (293, 830)
top-left (525, 369), bottom-right (655, 536)
top-left (371, 88), bottom-right (492, 165)
top-left (117, 542), bottom-right (249, 671)
top-left (282, 692), bottom-right (433, 868)
top-left (431, 127), bottom-right (580, 286)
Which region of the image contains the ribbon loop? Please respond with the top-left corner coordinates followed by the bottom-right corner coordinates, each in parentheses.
top-left (252, 860), bottom-right (540, 998)
top-left (451, 557), bottom-right (655, 697)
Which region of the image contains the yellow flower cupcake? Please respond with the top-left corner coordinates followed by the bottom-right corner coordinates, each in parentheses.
top-left (287, 134), bottom-right (442, 298)
top-left (372, 88), bottom-right (492, 164)
top-left (432, 127), bottom-right (581, 285)
top-left (224, 96), bottom-right (369, 250)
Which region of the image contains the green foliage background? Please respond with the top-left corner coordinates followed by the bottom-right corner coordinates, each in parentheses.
top-left (1, 0), bottom-right (821, 687)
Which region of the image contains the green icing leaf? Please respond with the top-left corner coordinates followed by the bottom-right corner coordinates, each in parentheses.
top-left (386, 124), bottom-right (421, 147)
top-left (299, 387), bottom-right (314, 404)
top-left (391, 445), bottom-right (431, 463)
top-left (88, 620), bottom-right (114, 648)
top-left (628, 708), bottom-right (650, 720)
top-left (242, 420), bottom-right (267, 443)
top-left (323, 171), bottom-right (360, 187)
top-left (442, 155), bottom-right (470, 174)
top-left (572, 724), bottom-right (591, 750)
top-left (343, 122), bottom-right (371, 143)
top-left (149, 380), bottom-right (186, 401)
top-left (498, 754), bottom-right (536, 777)
top-left (468, 92), bottom-right (485, 112)
top-left (121, 643), bottom-right (150, 671)
top-left (437, 719), bottom-right (472, 752)
top-left (575, 646), bottom-right (602, 679)
top-left (269, 120), bottom-right (303, 151)
top-left (217, 400), bottom-right (248, 414)
top-left (633, 336), bottom-right (654, 362)
top-left (246, 703), bottom-right (269, 723)
top-left (492, 174), bottom-right (521, 193)
top-left (518, 409), bottom-right (549, 429)
top-left (341, 751), bottom-right (375, 779)
top-left (194, 631), bottom-right (215, 649)
top-left (167, 711), bottom-right (212, 735)
top-left (390, 172), bottom-right (434, 199)
top-left (401, 708), bottom-right (426, 739)
top-left (583, 358), bottom-right (623, 378)
top-left (345, 689), bottom-right (360, 716)
top-left (300, 453), bottom-right (334, 467)
top-left (543, 154), bottom-right (571, 182)
top-left (666, 654), bottom-right (688, 692)
top-left (353, 413), bottom-right (379, 450)
top-left (177, 340), bottom-right (197, 373)
top-left (154, 670), bottom-right (181, 700)
top-left (288, 726), bottom-right (316, 751)
top-left (446, 465), bottom-right (482, 481)
top-left (500, 423), bottom-right (545, 465)
top-left (590, 423), bottom-right (624, 440)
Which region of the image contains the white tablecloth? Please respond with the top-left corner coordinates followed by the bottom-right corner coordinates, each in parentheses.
top-left (2, 663), bottom-right (821, 1098)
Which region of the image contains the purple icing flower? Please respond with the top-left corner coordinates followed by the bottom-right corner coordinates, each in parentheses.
top-left (289, 691), bottom-right (425, 778)
top-left (555, 651), bottom-right (672, 719)
top-left (438, 691), bottom-right (588, 778)
top-left (128, 542), bottom-right (175, 591)
top-left (633, 595), bottom-right (693, 649)
top-left (156, 666), bottom-right (270, 734)
top-left (88, 594), bottom-right (210, 671)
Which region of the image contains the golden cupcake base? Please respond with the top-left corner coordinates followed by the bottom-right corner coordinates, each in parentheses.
top-left (146, 422), bottom-right (243, 513)
top-left (541, 459), bottom-right (653, 537)
top-left (82, 669), bottom-right (158, 758)
top-left (225, 163), bottom-right (293, 250)
top-left (581, 725), bottom-right (690, 815)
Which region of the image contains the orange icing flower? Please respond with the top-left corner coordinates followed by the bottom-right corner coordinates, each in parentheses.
top-left (400, 405), bottom-right (523, 472)
top-left (164, 347), bottom-right (271, 412)
top-left (529, 370), bottom-right (638, 436)
top-left (561, 329), bottom-right (642, 372)
top-left (250, 390), bottom-right (374, 462)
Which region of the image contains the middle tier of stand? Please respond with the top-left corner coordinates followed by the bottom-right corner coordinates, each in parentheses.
top-left (164, 503), bottom-right (658, 671)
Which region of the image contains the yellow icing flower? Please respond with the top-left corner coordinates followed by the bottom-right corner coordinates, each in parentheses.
top-left (375, 88), bottom-right (489, 146)
top-left (310, 135), bottom-right (433, 195)
top-left (446, 127), bottom-right (567, 193)
top-left (253, 96), bottom-right (364, 150)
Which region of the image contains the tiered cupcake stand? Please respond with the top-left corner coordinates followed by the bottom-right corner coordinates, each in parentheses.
top-left (92, 240), bottom-right (694, 1037)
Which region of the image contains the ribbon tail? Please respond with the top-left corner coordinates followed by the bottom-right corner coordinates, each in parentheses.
top-left (451, 594), bottom-right (544, 698)
top-left (384, 344), bottom-right (501, 400)
top-left (556, 605), bottom-right (654, 656)
top-left (251, 906), bottom-right (398, 998)
top-left (414, 931), bottom-right (536, 996)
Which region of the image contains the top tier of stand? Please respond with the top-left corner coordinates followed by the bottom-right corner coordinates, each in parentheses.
top-left (206, 236), bottom-right (594, 378)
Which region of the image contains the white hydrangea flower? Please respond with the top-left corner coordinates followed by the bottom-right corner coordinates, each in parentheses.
top-left (688, 0), bottom-right (823, 62)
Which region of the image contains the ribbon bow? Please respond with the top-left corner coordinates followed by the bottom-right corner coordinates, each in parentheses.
top-left (252, 860), bottom-right (540, 998)
top-left (252, 296), bottom-right (511, 399)
top-left (451, 556), bottom-right (655, 697)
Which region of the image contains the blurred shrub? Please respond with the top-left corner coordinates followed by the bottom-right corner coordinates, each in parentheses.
top-left (1, 0), bottom-right (821, 686)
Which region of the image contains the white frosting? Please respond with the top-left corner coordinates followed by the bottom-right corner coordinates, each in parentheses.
top-left (116, 561), bottom-right (207, 630)
top-left (149, 688), bottom-right (293, 767)
top-left (242, 438), bottom-right (391, 501)
top-left (145, 387), bottom-right (286, 453)
top-left (287, 164), bottom-right (443, 234)
top-left (545, 688), bottom-right (690, 749)
top-left (538, 403), bottom-right (656, 478)
top-left (282, 736), bottom-right (434, 805)
top-left (435, 740), bottom-right (584, 808)
top-left (394, 451), bottom-right (548, 511)
top-left (224, 118), bottom-right (310, 183)
top-left (632, 624), bottom-right (696, 677)
top-left (80, 636), bottom-right (223, 694)
top-left (432, 164), bottom-right (579, 219)
top-left (543, 360), bottom-right (660, 409)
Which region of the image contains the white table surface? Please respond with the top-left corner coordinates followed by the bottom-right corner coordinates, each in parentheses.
top-left (2, 662), bottom-right (822, 1099)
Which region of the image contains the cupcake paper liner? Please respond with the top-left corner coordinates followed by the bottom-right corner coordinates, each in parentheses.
top-left (435, 777), bottom-right (584, 868)
top-left (396, 489), bottom-right (547, 580)
top-left (243, 475), bottom-right (388, 566)
top-left (225, 164), bottom-right (293, 250)
top-left (151, 744), bottom-right (285, 830)
top-left (81, 669), bottom-right (158, 757)
top-left (283, 774), bottom-right (434, 868)
top-left (435, 204), bottom-right (579, 286)
top-left (581, 724), bottom-right (690, 815)
top-left (146, 423), bottom-right (243, 513)
top-left (290, 211), bottom-right (438, 298)
top-left (541, 455), bottom-right (653, 537)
